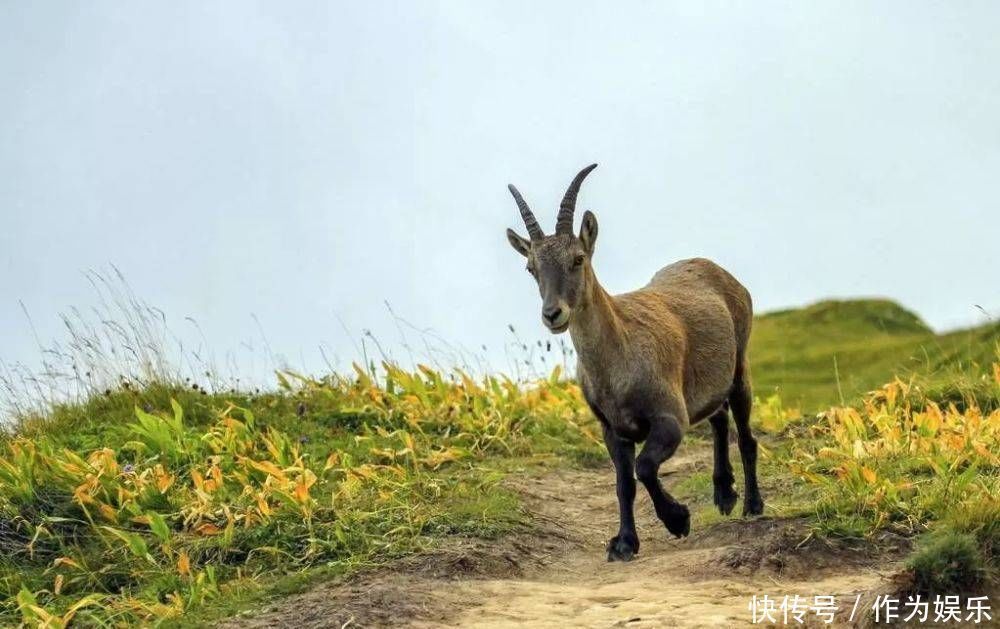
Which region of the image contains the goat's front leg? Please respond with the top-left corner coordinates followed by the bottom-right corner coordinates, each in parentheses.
top-left (602, 423), bottom-right (639, 561)
top-left (636, 413), bottom-right (690, 538)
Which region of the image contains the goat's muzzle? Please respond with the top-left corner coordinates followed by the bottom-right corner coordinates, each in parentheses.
top-left (542, 304), bottom-right (570, 333)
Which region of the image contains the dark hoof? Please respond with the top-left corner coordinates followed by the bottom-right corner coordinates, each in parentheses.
top-left (714, 484), bottom-right (739, 516)
top-left (665, 504), bottom-right (690, 538)
top-left (743, 494), bottom-right (765, 517)
top-left (606, 532), bottom-right (640, 562)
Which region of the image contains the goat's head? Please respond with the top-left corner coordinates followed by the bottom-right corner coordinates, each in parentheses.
top-left (506, 164), bottom-right (599, 334)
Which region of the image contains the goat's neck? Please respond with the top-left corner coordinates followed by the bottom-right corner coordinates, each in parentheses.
top-left (569, 269), bottom-right (627, 382)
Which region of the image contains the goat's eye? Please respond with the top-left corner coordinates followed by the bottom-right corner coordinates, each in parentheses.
top-left (573, 255), bottom-right (585, 268)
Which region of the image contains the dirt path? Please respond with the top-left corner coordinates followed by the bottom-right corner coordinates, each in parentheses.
top-left (222, 446), bottom-right (902, 628)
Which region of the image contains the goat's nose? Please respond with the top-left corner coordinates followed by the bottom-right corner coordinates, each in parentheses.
top-left (543, 306), bottom-right (563, 324)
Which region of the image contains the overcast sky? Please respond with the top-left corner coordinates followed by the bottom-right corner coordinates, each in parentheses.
top-left (2, 2), bottom-right (998, 383)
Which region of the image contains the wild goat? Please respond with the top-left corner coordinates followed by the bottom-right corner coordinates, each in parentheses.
top-left (505, 164), bottom-right (763, 561)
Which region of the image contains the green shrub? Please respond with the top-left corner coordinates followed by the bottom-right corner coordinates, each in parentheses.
top-left (907, 529), bottom-right (984, 593)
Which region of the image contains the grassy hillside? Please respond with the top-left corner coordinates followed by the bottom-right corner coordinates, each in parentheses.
top-left (1, 367), bottom-right (604, 626)
top-left (1, 297), bottom-right (998, 625)
top-left (750, 299), bottom-right (1000, 411)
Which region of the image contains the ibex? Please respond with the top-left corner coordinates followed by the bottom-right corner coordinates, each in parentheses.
top-left (505, 164), bottom-right (763, 561)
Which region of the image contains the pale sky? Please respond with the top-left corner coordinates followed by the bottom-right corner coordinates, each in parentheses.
top-left (2, 2), bottom-right (998, 384)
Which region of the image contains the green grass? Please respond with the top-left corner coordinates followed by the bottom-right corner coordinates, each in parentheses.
top-left (750, 298), bottom-right (1000, 411)
top-left (0, 367), bottom-right (604, 626)
top-left (907, 530), bottom-right (986, 594)
top-left (774, 355), bottom-right (1000, 595)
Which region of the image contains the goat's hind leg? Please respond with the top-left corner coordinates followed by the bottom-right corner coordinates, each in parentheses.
top-left (709, 407), bottom-right (739, 516)
top-left (636, 413), bottom-right (690, 538)
top-left (730, 362), bottom-right (764, 516)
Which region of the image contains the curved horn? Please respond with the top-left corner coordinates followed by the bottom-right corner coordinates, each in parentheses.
top-left (508, 184), bottom-right (544, 240)
top-left (555, 163), bottom-right (598, 234)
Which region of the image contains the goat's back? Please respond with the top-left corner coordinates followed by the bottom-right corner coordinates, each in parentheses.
top-left (645, 257), bottom-right (753, 350)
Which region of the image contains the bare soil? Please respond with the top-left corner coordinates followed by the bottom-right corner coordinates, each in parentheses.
top-left (219, 447), bottom-right (906, 628)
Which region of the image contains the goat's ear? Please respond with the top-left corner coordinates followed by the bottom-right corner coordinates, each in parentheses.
top-left (506, 228), bottom-right (531, 257)
top-left (580, 211), bottom-right (598, 254)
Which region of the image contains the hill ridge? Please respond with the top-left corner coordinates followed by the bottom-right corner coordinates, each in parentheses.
top-left (749, 298), bottom-right (997, 410)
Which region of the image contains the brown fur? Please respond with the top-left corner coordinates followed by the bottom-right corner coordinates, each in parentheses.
top-left (574, 257), bottom-right (752, 435)
top-left (506, 165), bottom-right (764, 561)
